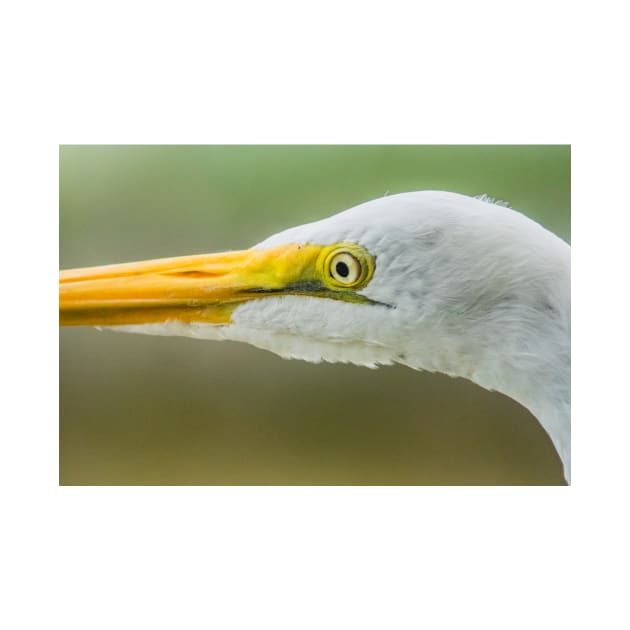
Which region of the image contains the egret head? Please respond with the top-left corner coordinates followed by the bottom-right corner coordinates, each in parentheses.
top-left (60, 191), bottom-right (569, 376)
top-left (60, 191), bottom-right (571, 479)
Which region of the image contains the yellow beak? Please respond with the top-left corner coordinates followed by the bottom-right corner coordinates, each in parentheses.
top-left (60, 244), bottom-right (324, 327)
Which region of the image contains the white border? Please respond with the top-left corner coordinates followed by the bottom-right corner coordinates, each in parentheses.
top-left (3, 1), bottom-right (629, 628)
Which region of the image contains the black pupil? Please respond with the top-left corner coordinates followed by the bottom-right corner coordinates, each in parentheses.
top-left (335, 261), bottom-right (350, 278)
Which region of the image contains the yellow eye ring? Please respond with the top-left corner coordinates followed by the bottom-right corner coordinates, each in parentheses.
top-left (322, 245), bottom-right (374, 289)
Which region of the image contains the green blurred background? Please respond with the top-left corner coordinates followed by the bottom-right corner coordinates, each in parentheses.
top-left (59, 145), bottom-right (570, 485)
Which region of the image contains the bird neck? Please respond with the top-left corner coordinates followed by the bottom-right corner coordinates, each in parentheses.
top-left (529, 396), bottom-right (570, 483)
top-left (460, 334), bottom-right (571, 483)
top-left (402, 304), bottom-right (571, 483)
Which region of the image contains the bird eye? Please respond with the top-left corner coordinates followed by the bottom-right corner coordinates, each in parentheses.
top-left (328, 251), bottom-right (362, 285)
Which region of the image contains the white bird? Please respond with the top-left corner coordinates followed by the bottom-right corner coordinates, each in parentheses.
top-left (60, 191), bottom-right (571, 483)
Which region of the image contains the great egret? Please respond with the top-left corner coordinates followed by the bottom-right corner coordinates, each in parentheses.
top-left (59, 191), bottom-right (571, 483)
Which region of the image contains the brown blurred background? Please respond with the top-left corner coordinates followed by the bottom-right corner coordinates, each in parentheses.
top-left (59, 145), bottom-right (570, 485)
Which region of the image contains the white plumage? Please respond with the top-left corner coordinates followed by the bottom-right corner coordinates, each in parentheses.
top-left (111, 191), bottom-right (571, 481)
